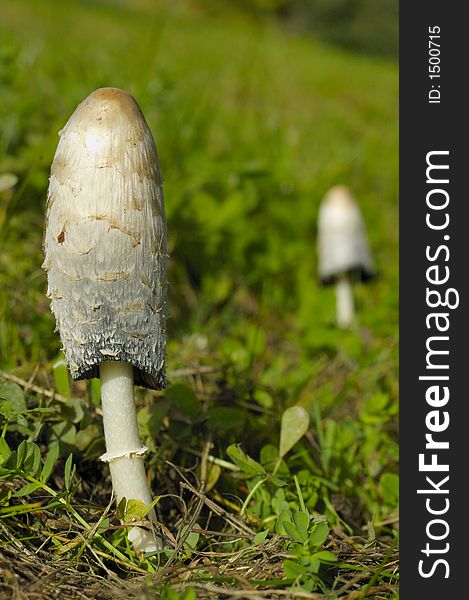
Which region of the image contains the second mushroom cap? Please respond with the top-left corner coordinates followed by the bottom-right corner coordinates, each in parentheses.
top-left (317, 185), bottom-right (374, 285)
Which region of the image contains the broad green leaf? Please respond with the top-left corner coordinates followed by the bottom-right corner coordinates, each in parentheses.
top-left (167, 420), bottom-right (191, 440)
top-left (23, 442), bottom-right (41, 474)
top-left (60, 397), bottom-right (84, 424)
top-left (260, 443), bottom-right (278, 465)
top-left (3, 451), bottom-right (17, 471)
top-left (165, 384), bottom-right (200, 418)
top-left (282, 510), bottom-right (310, 544)
top-left (0, 466), bottom-right (14, 478)
top-left (64, 453), bottom-right (74, 491)
top-left (301, 578), bottom-right (317, 593)
top-left (0, 438), bottom-right (10, 459)
top-left (206, 407), bottom-right (245, 431)
top-left (116, 497), bottom-right (127, 521)
top-left (380, 472), bottom-right (399, 506)
top-left (293, 510), bottom-right (310, 540)
top-left (124, 496), bottom-right (161, 521)
top-left (254, 388), bottom-right (273, 408)
top-left (279, 406), bottom-right (310, 458)
top-left (284, 558), bottom-right (307, 579)
top-left (205, 462), bottom-right (221, 492)
top-left (226, 444), bottom-right (265, 476)
top-left (260, 444), bottom-right (289, 477)
top-left (272, 489), bottom-right (290, 517)
top-left (313, 550), bottom-right (337, 563)
top-left (254, 529), bottom-right (269, 545)
top-left (275, 509), bottom-right (293, 536)
top-left (283, 519), bottom-right (305, 544)
top-left (50, 537), bottom-right (62, 548)
top-left (16, 440), bottom-right (28, 469)
top-left (14, 482), bottom-right (41, 497)
top-left (308, 520), bottom-right (329, 548)
top-left (270, 476), bottom-right (287, 487)
top-left (124, 498), bottom-right (147, 521)
top-left (0, 382), bottom-right (26, 419)
top-left (51, 421), bottom-right (77, 445)
top-left (30, 443), bottom-right (42, 475)
top-left (307, 557), bottom-right (321, 574)
top-left (28, 407), bottom-right (57, 416)
top-left (366, 392), bottom-right (389, 412)
top-left (88, 378), bottom-right (101, 407)
top-left (138, 399), bottom-right (171, 439)
top-left (181, 523), bottom-right (200, 552)
top-left (53, 356), bottom-right (71, 398)
top-left (74, 425), bottom-right (99, 453)
top-left (41, 444), bottom-right (59, 483)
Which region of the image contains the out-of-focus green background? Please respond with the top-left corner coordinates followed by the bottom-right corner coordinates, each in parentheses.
top-left (0, 0), bottom-right (398, 592)
top-left (1, 0), bottom-right (398, 359)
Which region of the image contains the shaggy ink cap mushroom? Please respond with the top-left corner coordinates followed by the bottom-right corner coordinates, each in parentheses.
top-left (44, 87), bottom-right (167, 552)
top-left (317, 185), bottom-right (374, 285)
top-left (317, 185), bottom-right (375, 329)
top-left (43, 87), bottom-right (167, 390)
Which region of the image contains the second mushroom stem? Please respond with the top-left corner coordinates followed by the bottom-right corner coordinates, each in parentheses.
top-left (335, 273), bottom-right (354, 329)
top-left (99, 361), bottom-right (160, 552)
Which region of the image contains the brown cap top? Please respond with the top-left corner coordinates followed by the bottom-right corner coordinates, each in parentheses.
top-left (65, 87), bottom-right (147, 131)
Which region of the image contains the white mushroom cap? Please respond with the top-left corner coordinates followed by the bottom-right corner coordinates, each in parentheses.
top-left (43, 87), bottom-right (167, 389)
top-left (317, 185), bottom-right (374, 285)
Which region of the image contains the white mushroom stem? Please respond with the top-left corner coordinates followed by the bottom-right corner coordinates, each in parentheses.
top-left (99, 361), bottom-right (160, 552)
top-left (335, 274), bottom-right (354, 329)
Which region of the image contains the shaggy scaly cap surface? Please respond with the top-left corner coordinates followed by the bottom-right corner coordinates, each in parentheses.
top-left (43, 87), bottom-right (167, 389)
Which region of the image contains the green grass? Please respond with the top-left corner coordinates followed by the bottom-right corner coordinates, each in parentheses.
top-left (0, 0), bottom-right (398, 598)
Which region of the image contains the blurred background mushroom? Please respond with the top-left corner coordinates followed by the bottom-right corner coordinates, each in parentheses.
top-left (317, 185), bottom-right (375, 328)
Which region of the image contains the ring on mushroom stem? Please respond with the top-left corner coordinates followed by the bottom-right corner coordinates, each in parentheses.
top-left (317, 185), bottom-right (375, 329)
top-left (43, 87), bottom-right (168, 552)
